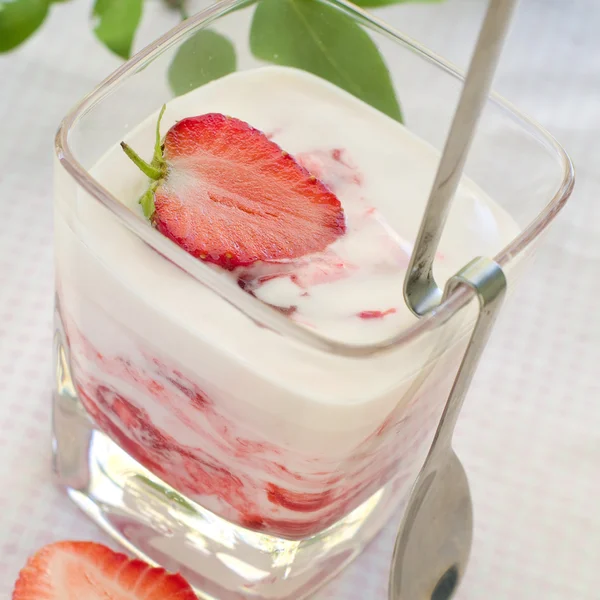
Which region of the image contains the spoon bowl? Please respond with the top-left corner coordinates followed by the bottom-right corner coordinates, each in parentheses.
top-left (389, 450), bottom-right (473, 600)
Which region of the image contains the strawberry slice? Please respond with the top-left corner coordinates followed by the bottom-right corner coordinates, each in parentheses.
top-left (12, 541), bottom-right (196, 600)
top-left (121, 106), bottom-right (346, 269)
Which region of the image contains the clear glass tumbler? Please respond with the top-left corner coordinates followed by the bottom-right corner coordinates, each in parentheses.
top-left (52, 1), bottom-right (574, 598)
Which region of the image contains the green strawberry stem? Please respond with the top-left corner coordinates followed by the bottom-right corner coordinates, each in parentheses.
top-left (151, 104), bottom-right (167, 169)
top-left (121, 104), bottom-right (167, 219)
top-left (120, 142), bottom-right (163, 180)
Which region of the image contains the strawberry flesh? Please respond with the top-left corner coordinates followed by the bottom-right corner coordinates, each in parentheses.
top-left (122, 110), bottom-right (346, 269)
top-left (12, 541), bottom-right (196, 600)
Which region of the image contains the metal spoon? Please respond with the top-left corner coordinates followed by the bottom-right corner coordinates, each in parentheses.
top-left (389, 256), bottom-right (506, 600)
top-left (391, 0), bottom-right (518, 597)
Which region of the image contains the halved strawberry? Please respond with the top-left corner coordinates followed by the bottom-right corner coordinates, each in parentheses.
top-left (121, 107), bottom-right (346, 270)
top-left (12, 541), bottom-right (196, 600)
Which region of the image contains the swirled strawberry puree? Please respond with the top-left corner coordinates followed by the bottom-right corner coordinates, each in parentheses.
top-left (55, 67), bottom-right (519, 538)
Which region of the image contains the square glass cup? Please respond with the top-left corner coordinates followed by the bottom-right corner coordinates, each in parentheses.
top-left (53, 1), bottom-right (573, 598)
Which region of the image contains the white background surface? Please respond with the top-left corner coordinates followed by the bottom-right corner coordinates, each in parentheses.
top-left (1, 1), bottom-right (599, 598)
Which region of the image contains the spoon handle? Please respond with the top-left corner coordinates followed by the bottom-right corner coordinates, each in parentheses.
top-left (404, 0), bottom-right (518, 316)
top-left (429, 257), bottom-right (506, 462)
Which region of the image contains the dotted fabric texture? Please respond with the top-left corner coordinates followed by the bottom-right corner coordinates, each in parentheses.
top-left (0, 1), bottom-right (599, 599)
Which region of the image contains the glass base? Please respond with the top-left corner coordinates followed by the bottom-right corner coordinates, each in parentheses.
top-left (52, 318), bottom-right (401, 600)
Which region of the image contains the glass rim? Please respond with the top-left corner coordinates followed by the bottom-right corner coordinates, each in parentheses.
top-left (54, 0), bottom-right (575, 359)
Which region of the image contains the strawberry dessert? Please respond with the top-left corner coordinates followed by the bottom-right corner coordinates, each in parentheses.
top-left (54, 66), bottom-right (520, 548)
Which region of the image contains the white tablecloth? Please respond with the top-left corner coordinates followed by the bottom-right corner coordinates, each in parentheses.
top-left (1, 1), bottom-right (599, 598)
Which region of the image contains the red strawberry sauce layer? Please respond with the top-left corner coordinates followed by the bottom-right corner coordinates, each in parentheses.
top-left (61, 299), bottom-right (461, 539)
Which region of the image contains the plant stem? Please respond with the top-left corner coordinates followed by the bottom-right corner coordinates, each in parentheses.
top-left (163, 0), bottom-right (188, 20)
top-left (180, 2), bottom-right (189, 20)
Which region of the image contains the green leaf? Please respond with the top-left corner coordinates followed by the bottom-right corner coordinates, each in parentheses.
top-left (168, 29), bottom-right (237, 97)
top-left (352, 0), bottom-right (444, 7)
top-left (0, 0), bottom-right (49, 53)
top-left (250, 0), bottom-right (402, 122)
top-left (92, 0), bottom-right (143, 59)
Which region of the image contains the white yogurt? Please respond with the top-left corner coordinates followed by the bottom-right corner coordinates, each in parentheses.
top-left (90, 66), bottom-right (518, 343)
